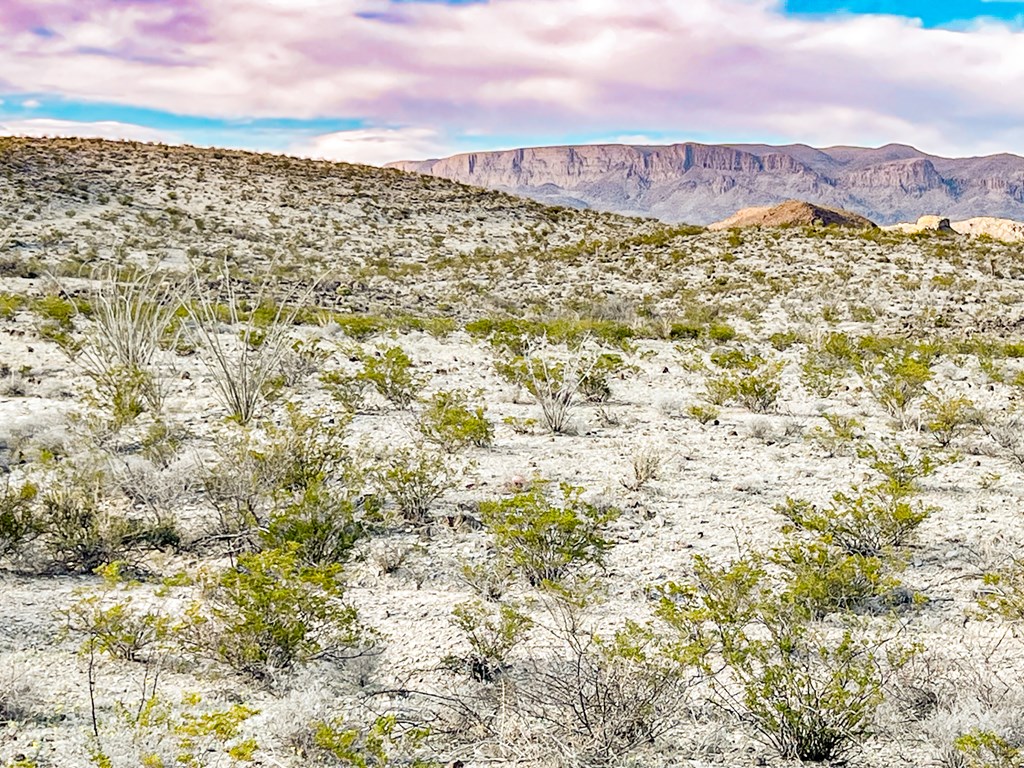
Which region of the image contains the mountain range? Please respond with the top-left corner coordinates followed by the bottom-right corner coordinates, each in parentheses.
top-left (387, 142), bottom-right (1024, 226)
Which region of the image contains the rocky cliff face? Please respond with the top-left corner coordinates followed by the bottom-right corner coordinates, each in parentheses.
top-left (387, 142), bottom-right (1024, 225)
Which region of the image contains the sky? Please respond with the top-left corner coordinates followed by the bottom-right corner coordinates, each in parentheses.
top-left (2, 0), bottom-right (1024, 165)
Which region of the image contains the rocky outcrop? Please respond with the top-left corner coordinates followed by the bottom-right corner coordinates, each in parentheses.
top-left (386, 142), bottom-right (1024, 226)
top-left (708, 200), bottom-right (876, 230)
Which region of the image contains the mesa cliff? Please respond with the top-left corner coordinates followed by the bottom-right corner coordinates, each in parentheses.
top-left (388, 142), bottom-right (1024, 225)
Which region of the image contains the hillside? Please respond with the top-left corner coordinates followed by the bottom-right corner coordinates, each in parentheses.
top-left (5, 139), bottom-right (1024, 768)
top-left (708, 200), bottom-right (877, 230)
top-left (388, 141), bottom-right (1024, 225)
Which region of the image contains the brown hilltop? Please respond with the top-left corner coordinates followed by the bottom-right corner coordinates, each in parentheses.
top-left (708, 200), bottom-right (877, 230)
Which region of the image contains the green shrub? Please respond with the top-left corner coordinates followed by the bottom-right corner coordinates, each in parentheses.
top-left (922, 393), bottom-right (979, 447)
top-left (0, 477), bottom-right (40, 562)
top-left (799, 332), bottom-right (858, 398)
top-left (954, 730), bottom-right (1023, 768)
top-left (358, 345), bottom-right (427, 410)
top-left (182, 546), bottom-right (374, 682)
top-left (658, 555), bottom-right (909, 762)
top-left (0, 293), bottom-right (23, 321)
top-left (262, 483), bottom-right (371, 567)
top-left (806, 413), bottom-right (863, 457)
top-left (479, 481), bottom-right (618, 585)
top-left (417, 390), bottom-right (493, 452)
top-left (707, 323), bottom-right (736, 343)
top-left (769, 539), bottom-right (903, 619)
top-left (204, 408), bottom-right (357, 554)
top-left (778, 444), bottom-right (939, 557)
top-left (307, 714), bottom-right (434, 768)
top-left (859, 347), bottom-right (935, 428)
top-left (687, 403), bottom-right (720, 424)
top-left (371, 445), bottom-right (459, 525)
top-left (39, 465), bottom-right (149, 573)
top-left (703, 350), bottom-right (784, 413)
top-left (977, 559), bottom-right (1024, 623)
top-left (447, 599), bottom-right (533, 681)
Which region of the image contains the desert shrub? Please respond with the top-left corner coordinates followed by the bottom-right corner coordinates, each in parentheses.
top-left (181, 546), bottom-right (374, 682)
top-left (479, 481), bottom-right (618, 585)
top-left (800, 332), bottom-right (858, 397)
top-left (0, 293), bottom-right (24, 321)
top-left (658, 555), bottom-right (909, 762)
top-left (66, 567), bottom-right (172, 666)
top-left (357, 345), bottom-right (428, 410)
top-left (55, 271), bottom-right (180, 430)
top-left (495, 340), bottom-right (603, 434)
top-left (578, 353), bottom-right (633, 403)
top-left (302, 714), bottom-right (434, 768)
top-left (186, 268), bottom-right (307, 424)
top-left (981, 413), bottom-right (1024, 468)
top-left (953, 730), bottom-right (1023, 768)
top-left (769, 330), bottom-right (802, 351)
top-left (779, 443), bottom-right (939, 557)
top-left (417, 389), bottom-right (493, 452)
top-left (370, 445), bottom-right (459, 525)
top-left (977, 559), bottom-right (1024, 623)
top-left (38, 464), bottom-right (151, 573)
top-left (89, 693), bottom-right (260, 768)
top-left (707, 322), bottom-right (736, 343)
top-left (621, 446), bottom-right (661, 491)
top-left (769, 539), bottom-right (904, 619)
top-left (859, 347), bottom-right (936, 428)
top-left (806, 412), bottom-right (863, 457)
top-left (447, 599), bottom-right (533, 681)
top-left (687, 403), bottom-right (720, 424)
top-left (0, 476), bottom-right (40, 562)
top-left (922, 393), bottom-right (979, 448)
top-left (703, 350), bottom-right (784, 413)
top-left (516, 584), bottom-right (692, 766)
top-left (203, 408), bottom-right (359, 554)
top-left (262, 484), bottom-right (372, 567)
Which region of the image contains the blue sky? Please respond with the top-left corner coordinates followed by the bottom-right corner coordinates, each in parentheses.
top-left (2, 0), bottom-right (1024, 164)
top-left (785, 0), bottom-right (1024, 27)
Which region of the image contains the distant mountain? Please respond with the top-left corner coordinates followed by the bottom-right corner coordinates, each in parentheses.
top-left (386, 142), bottom-right (1024, 226)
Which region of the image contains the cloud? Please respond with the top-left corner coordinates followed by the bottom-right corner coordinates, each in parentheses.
top-left (1, 0), bottom-right (1024, 158)
top-left (291, 126), bottom-right (451, 166)
top-left (0, 118), bottom-right (178, 144)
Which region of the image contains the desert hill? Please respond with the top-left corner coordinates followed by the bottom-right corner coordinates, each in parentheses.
top-left (387, 141), bottom-right (1024, 226)
top-left (708, 200), bottom-right (876, 230)
top-left (7, 139), bottom-right (1024, 768)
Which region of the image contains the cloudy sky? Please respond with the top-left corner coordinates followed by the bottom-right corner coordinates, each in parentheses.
top-left (2, 0), bottom-right (1024, 164)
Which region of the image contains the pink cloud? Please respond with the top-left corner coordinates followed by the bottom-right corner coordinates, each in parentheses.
top-left (1, 0), bottom-right (1024, 157)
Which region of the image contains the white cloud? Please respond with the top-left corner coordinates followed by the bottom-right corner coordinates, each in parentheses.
top-left (20, 99), bottom-right (41, 109)
top-left (0, 118), bottom-right (178, 144)
top-left (291, 126), bottom-right (452, 166)
top-left (3, 0), bottom-right (1024, 157)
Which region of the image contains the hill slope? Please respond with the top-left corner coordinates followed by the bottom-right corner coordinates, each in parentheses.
top-left (387, 141), bottom-right (1024, 225)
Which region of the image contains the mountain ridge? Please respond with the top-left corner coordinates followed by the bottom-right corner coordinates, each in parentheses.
top-left (386, 142), bottom-right (1024, 225)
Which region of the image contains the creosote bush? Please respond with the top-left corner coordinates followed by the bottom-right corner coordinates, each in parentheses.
top-left (357, 345), bottom-right (428, 410)
top-left (370, 444), bottom-right (459, 526)
top-left (778, 443), bottom-right (940, 557)
top-left (479, 481), bottom-right (618, 585)
top-left (181, 545), bottom-right (375, 683)
top-left (447, 599), bottom-right (533, 682)
top-left (417, 389), bottom-right (493, 453)
top-left (658, 554), bottom-right (912, 762)
top-left (702, 349), bottom-right (784, 413)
